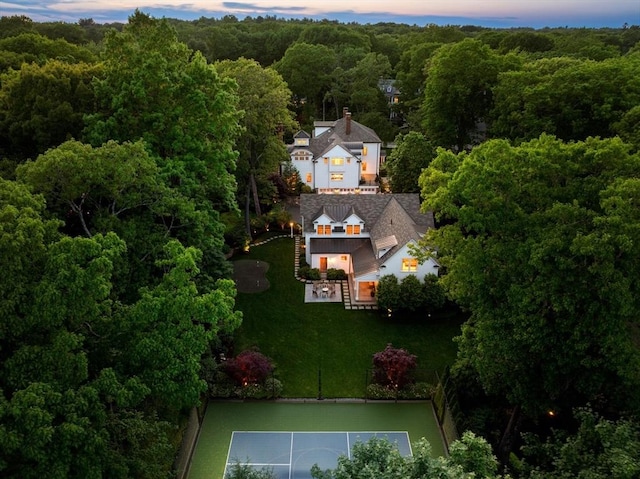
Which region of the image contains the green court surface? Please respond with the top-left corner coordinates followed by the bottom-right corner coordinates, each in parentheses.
top-left (187, 401), bottom-right (445, 479)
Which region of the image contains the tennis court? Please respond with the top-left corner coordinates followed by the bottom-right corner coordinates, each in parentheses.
top-left (225, 431), bottom-right (411, 479)
top-left (187, 401), bottom-right (444, 479)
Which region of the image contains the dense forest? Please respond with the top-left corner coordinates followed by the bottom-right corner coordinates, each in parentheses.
top-left (1, 11), bottom-right (639, 478)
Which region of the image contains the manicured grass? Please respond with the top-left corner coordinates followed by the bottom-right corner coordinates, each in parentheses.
top-left (187, 401), bottom-right (445, 479)
top-left (232, 237), bottom-right (463, 398)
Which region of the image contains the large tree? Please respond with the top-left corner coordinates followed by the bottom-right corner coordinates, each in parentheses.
top-left (490, 55), bottom-right (640, 143)
top-left (385, 131), bottom-right (436, 193)
top-left (16, 140), bottom-right (215, 296)
top-left (422, 39), bottom-right (513, 151)
top-left (82, 11), bottom-right (242, 283)
top-left (417, 135), bottom-right (640, 455)
top-left (274, 42), bottom-right (337, 122)
top-left (311, 433), bottom-right (500, 479)
top-left (0, 60), bottom-right (100, 164)
top-left (215, 58), bottom-right (297, 237)
top-left (84, 11), bottom-right (241, 211)
top-left (0, 178), bottom-right (242, 477)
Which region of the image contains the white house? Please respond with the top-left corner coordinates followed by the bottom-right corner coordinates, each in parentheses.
top-left (299, 194), bottom-right (439, 301)
top-left (286, 108), bottom-right (382, 194)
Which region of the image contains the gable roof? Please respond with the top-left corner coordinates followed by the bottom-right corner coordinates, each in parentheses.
top-left (287, 116), bottom-right (381, 159)
top-left (301, 194), bottom-right (432, 232)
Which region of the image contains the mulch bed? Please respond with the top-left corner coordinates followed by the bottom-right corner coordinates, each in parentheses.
top-left (233, 260), bottom-right (270, 293)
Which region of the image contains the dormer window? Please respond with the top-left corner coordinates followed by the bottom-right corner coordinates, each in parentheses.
top-left (346, 225), bottom-right (361, 235)
top-left (317, 225), bottom-right (331, 235)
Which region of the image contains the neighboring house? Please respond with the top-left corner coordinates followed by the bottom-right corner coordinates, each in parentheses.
top-left (299, 193), bottom-right (439, 301)
top-left (286, 108), bottom-right (382, 194)
top-left (378, 79), bottom-right (400, 120)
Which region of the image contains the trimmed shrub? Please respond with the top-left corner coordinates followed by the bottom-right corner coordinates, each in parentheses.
top-left (326, 268), bottom-right (347, 280)
top-left (298, 266), bottom-right (320, 280)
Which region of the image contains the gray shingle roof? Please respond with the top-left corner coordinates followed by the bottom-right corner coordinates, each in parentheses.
top-left (288, 116), bottom-right (381, 159)
top-left (301, 194), bottom-right (435, 276)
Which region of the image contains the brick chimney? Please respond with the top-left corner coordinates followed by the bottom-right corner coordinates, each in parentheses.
top-left (345, 112), bottom-right (351, 135)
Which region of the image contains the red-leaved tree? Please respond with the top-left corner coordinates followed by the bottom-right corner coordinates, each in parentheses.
top-left (225, 350), bottom-right (274, 386)
top-left (372, 344), bottom-right (417, 389)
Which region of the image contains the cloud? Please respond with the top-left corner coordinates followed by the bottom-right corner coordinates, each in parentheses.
top-left (222, 2), bottom-right (307, 12)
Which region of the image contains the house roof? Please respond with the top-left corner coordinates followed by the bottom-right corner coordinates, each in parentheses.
top-left (294, 130), bottom-right (311, 139)
top-left (287, 115), bottom-right (381, 159)
top-left (301, 194), bottom-right (435, 276)
top-left (301, 194), bottom-right (432, 233)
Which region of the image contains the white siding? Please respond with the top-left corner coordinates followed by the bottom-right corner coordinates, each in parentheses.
top-left (379, 242), bottom-right (439, 279)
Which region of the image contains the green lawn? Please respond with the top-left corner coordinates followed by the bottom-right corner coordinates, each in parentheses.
top-left (232, 236), bottom-right (463, 398)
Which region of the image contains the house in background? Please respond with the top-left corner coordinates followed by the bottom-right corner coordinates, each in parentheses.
top-left (299, 193), bottom-right (439, 301)
top-left (378, 79), bottom-right (400, 121)
top-left (286, 108), bottom-right (382, 194)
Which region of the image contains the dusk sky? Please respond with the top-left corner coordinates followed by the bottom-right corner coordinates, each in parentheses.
top-left (2, 0), bottom-right (639, 28)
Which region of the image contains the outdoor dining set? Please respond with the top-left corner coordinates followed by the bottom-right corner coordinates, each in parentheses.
top-left (312, 282), bottom-right (336, 298)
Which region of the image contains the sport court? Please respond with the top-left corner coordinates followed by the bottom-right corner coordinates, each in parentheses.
top-left (187, 401), bottom-right (444, 479)
top-left (226, 431), bottom-right (411, 479)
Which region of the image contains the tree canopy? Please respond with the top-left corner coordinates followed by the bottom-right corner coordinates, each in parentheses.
top-left (418, 135), bottom-right (640, 438)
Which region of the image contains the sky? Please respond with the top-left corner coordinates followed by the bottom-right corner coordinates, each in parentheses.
top-left (1, 0), bottom-right (639, 28)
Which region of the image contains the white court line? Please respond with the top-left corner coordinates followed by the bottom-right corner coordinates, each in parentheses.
top-left (289, 432), bottom-right (294, 479)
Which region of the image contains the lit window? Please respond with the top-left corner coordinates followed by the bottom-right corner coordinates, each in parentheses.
top-left (346, 225), bottom-right (361, 235)
top-left (341, 255), bottom-right (347, 261)
top-left (401, 258), bottom-right (418, 272)
top-left (331, 158), bottom-right (344, 166)
top-left (361, 162), bottom-right (367, 172)
top-left (324, 225), bottom-right (331, 235)
top-left (362, 146), bottom-right (368, 155)
top-left (330, 173), bottom-right (344, 181)
top-left (306, 173), bottom-right (312, 183)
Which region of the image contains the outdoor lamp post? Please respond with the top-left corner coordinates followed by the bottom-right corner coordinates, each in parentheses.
top-left (290, 222), bottom-right (294, 238)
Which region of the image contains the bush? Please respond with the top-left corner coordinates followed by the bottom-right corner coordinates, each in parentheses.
top-left (366, 383), bottom-right (398, 399)
top-left (326, 268), bottom-right (347, 280)
top-left (366, 382), bottom-right (434, 400)
top-left (372, 344), bottom-right (417, 390)
top-left (298, 266), bottom-right (320, 280)
top-left (224, 350), bottom-right (274, 386)
top-left (376, 274), bottom-right (400, 312)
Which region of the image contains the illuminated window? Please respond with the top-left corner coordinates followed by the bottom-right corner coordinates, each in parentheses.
top-left (294, 151), bottom-right (311, 161)
top-left (362, 146), bottom-right (368, 155)
top-left (401, 258), bottom-right (418, 272)
top-left (346, 225), bottom-right (361, 235)
top-left (306, 173), bottom-right (312, 183)
top-left (341, 255), bottom-right (347, 261)
top-left (331, 158), bottom-right (344, 166)
top-left (330, 173), bottom-right (344, 181)
top-left (361, 162), bottom-right (367, 172)
top-left (317, 225), bottom-right (331, 235)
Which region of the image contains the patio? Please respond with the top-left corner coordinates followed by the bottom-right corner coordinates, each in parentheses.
top-left (304, 281), bottom-right (343, 303)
